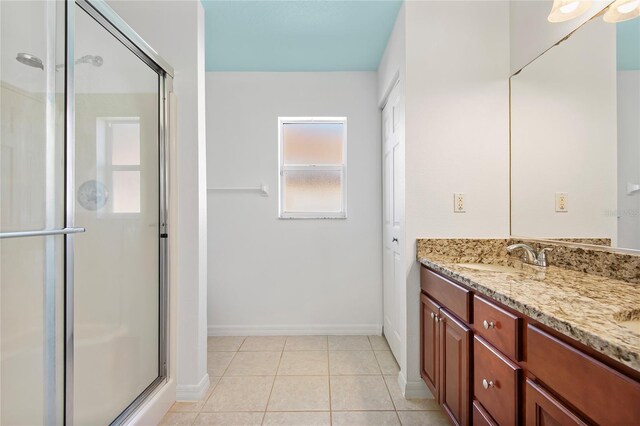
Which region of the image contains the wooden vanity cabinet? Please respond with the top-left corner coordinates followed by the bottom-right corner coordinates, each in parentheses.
top-left (525, 379), bottom-right (587, 426)
top-left (440, 309), bottom-right (471, 425)
top-left (420, 292), bottom-right (471, 426)
top-left (420, 265), bottom-right (640, 426)
top-left (420, 293), bottom-right (441, 398)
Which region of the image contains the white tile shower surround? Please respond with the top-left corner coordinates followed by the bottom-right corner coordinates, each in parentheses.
top-left (160, 336), bottom-right (448, 426)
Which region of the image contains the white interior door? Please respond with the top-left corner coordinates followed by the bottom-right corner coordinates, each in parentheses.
top-left (382, 82), bottom-right (402, 361)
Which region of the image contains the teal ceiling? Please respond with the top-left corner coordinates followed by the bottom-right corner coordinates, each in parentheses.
top-left (617, 19), bottom-right (640, 71)
top-left (201, 0), bottom-right (403, 72)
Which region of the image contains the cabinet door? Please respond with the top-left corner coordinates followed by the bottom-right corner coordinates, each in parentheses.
top-left (420, 293), bottom-right (440, 399)
top-left (525, 380), bottom-right (587, 426)
top-left (439, 308), bottom-right (471, 426)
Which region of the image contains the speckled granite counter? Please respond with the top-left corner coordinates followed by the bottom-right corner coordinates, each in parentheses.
top-left (417, 239), bottom-right (640, 374)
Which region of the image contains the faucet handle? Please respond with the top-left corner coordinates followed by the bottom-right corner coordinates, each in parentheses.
top-left (537, 247), bottom-right (552, 266)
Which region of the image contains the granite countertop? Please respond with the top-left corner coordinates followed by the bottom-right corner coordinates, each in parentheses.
top-left (418, 253), bottom-right (640, 373)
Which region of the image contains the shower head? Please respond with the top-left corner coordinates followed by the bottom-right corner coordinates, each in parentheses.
top-left (76, 55), bottom-right (103, 67)
top-left (16, 53), bottom-right (44, 70)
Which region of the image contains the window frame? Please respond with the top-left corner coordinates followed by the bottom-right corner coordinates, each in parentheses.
top-left (278, 116), bottom-right (348, 219)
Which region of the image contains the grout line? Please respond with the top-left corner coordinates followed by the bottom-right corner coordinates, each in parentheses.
top-left (263, 345), bottom-right (285, 418)
top-left (328, 343), bottom-right (333, 425)
top-left (381, 373), bottom-right (399, 413)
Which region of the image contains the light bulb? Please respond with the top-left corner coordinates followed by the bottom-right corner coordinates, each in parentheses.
top-left (618, 0), bottom-right (640, 13)
top-left (548, 0), bottom-right (593, 23)
top-left (560, 1), bottom-right (580, 13)
top-left (603, 0), bottom-right (640, 22)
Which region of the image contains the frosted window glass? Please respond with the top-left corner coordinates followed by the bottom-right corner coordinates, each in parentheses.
top-left (283, 123), bottom-right (343, 164)
top-left (283, 170), bottom-right (342, 213)
top-left (112, 171), bottom-right (140, 213)
top-left (111, 122), bottom-right (140, 166)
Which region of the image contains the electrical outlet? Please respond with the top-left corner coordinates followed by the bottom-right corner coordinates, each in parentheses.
top-left (555, 192), bottom-right (568, 212)
top-left (454, 193), bottom-right (466, 213)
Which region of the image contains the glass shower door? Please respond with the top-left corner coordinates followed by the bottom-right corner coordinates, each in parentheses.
top-left (0, 1), bottom-right (66, 424)
top-left (72, 5), bottom-right (162, 424)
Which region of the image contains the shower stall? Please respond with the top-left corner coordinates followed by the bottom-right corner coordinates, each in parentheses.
top-left (1, 1), bottom-right (172, 424)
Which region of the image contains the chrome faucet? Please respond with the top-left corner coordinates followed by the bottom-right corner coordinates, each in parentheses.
top-left (506, 243), bottom-right (552, 267)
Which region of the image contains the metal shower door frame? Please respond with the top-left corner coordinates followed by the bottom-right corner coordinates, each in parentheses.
top-left (64, 1), bottom-right (173, 424)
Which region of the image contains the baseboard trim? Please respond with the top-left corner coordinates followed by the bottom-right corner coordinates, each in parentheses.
top-left (207, 324), bottom-right (383, 336)
top-left (176, 373), bottom-right (210, 402)
top-left (397, 372), bottom-right (432, 399)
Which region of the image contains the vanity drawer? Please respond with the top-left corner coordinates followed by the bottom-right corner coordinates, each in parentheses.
top-left (474, 336), bottom-right (521, 426)
top-left (472, 400), bottom-right (497, 426)
top-left (474, 296), bottom-right (522, 360)
top-left (420, 267), bottom-right (471, 323)
top-left (527, 325), bottom-right (640, 425)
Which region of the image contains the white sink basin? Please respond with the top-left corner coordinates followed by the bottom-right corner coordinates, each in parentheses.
top-left (455, 263), bottom-right (523, 273)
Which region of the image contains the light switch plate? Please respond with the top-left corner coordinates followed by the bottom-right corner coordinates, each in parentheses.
top-left (555, 192), bottom-right (568, 212)
top-left (454, 193), bottom-right (466, 213)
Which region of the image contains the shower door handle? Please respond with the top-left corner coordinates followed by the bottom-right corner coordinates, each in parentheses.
top-left (0, 227), bottom-right (86, 239)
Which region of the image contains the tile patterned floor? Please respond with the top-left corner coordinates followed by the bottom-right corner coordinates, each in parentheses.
top-left (160, 336), bottom-right (448, 426)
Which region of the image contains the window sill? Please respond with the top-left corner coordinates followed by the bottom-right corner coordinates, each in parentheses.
top-left (279, 213), bottom-right (347, 220)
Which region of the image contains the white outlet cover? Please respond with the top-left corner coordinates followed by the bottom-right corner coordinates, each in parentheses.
top-left (454, 193), bottom-right (466, 213)
top-left (555, 192), bottom-right (568, 212)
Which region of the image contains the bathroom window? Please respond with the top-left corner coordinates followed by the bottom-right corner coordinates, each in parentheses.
top-left (278, 117), bottom-right (347, 219)
top-left (102, 118), bottom-right (142, 214)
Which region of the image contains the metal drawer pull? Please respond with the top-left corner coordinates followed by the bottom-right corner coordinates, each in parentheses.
top-left (0, 227), bottom-right (86, 239)
top-left (482, 320), bottom-right (495, 330)
top-left (482, 379), bottom-right (495, 389)
top-left (430, 312), bottom-right (435, 319)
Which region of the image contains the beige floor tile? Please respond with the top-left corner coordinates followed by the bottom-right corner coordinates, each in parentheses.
top-left (330, 376), bottom-right (394, 411)
top-left (207, 352), bottom-right (235, 377)
top-left (397, 410), bottom-right (449, 425)
top-left (375, 351), bottom-right (400, 375)
top-left (267, 376), bottom-right (330, 411)
top-left (277, 351), bottom-right (328, 375)
top-left (207, 336), bottom-right (245, 352)
top-left (224, 351), bottom-right (282, 376)
top-left (159, 412), bottom-right (197, 426)
top-left (368, 336), bottom-right (391, 351)
top-left (284, 336), bottom-right (328, 351)
top-left (328, 336), bottom-right (372, 351)
top-left (239, 336), bottom-right (286, 351)
top-left (193, 412), bottom-right (264, 425)
top-left (202, 376), bottom-right (274, 412)
top-left (329, 351), bottom-right (381, 375)
top-left (262, 411), bottom-right (331, 425)
top-left (383, 376), bottom-right (440, 411)
top-left (170, 377), bottom-right (220, 412)
top-left (331, 411), bottom-right (401, 426)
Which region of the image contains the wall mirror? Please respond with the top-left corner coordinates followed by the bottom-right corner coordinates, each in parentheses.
top-left (510, 13), bottom-right (640, 252)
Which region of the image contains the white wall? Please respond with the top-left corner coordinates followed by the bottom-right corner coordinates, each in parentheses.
top-left (618, 70), bottom-right (640, 249)
top-left (206, 72), bottom-right (382, 335)
top-left (511, 19), bottom-right (617, 242)
top-left (378, 0), bottom-right (510, 397)
top-left (107, 0), bottom-right (209, 416)
top-left (510, 0), bottom-right (611, 74)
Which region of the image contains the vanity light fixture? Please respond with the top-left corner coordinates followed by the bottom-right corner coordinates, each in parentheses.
top-left (548, 0), bottom-right (593, 22)
top-left (603, 0), bottom-right (640, 22)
